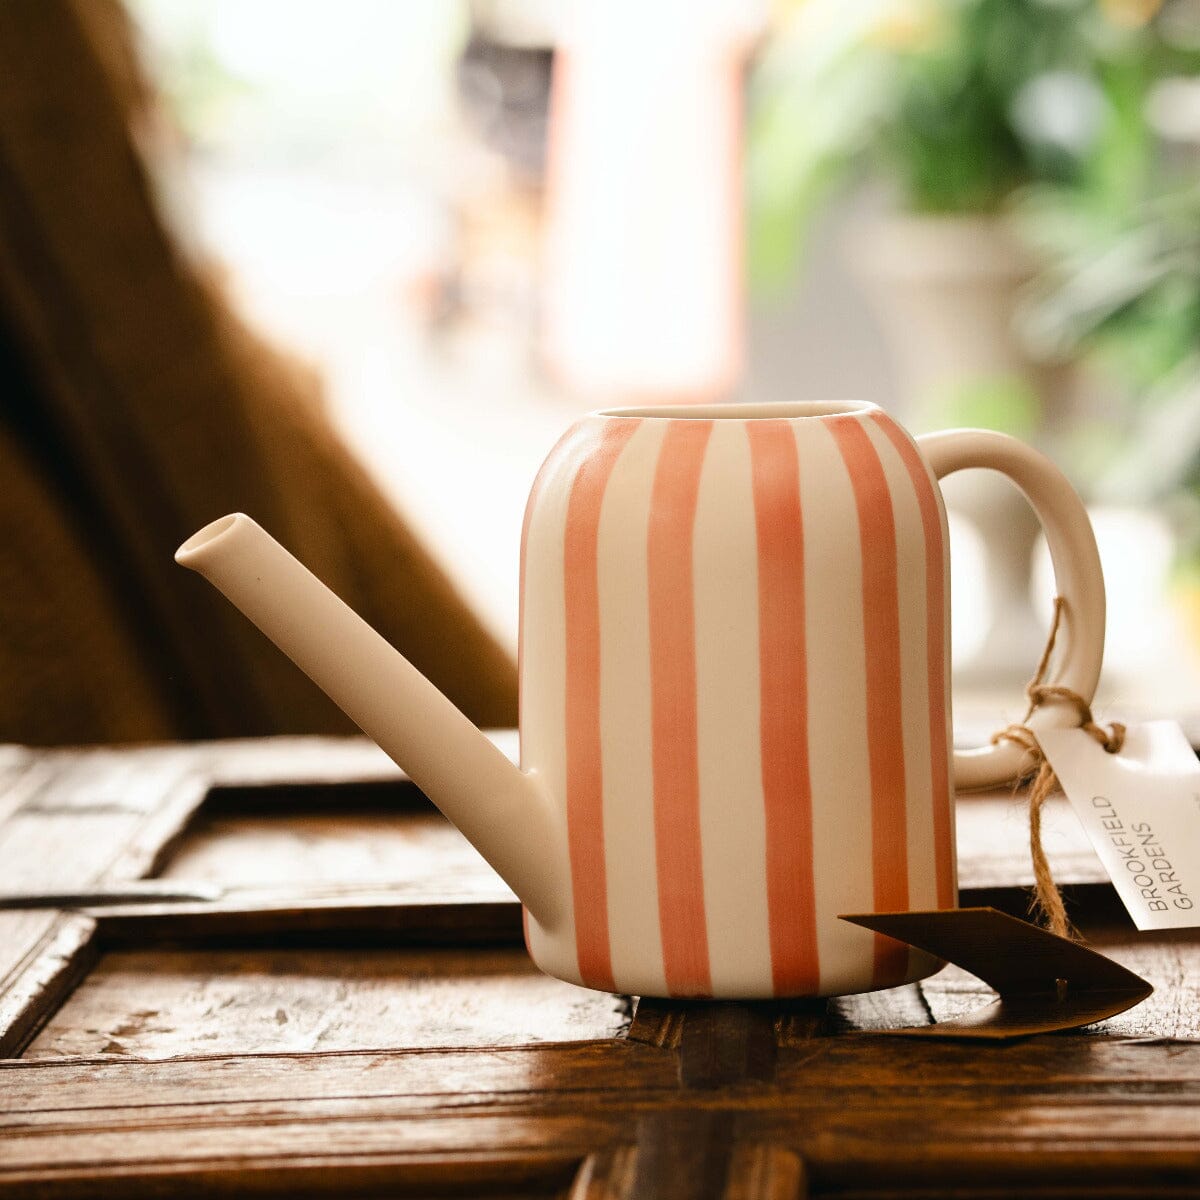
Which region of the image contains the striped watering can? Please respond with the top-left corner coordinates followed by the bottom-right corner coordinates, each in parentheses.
top-left (177, 401), bottom-right (1105, 999)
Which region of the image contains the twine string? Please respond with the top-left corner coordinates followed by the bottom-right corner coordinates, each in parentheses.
top-left (991, 597), bottom-right (1125, 940)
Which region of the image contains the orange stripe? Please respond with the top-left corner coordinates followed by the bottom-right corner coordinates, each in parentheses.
top-left (870, 413), bottom-right (955, 910)
top-left (648, 419), bottom-right (714, 997)
top-left (828, 417), bottom-right (910, 984)
top-left (747, 421), bottom-right (819, 995)
top-left (563, 418), bottom-right (639, 991)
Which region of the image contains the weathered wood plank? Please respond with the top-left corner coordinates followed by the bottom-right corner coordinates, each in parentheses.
top-left (4, 732), bottom-right (1200, 1199)
top-left (23, 947), bottom-right (628, 1059)
top-left (4, 1033), bottom-right (1200, 1193)
top-left (159, 803), bottom-right (504, 897)
top-left (790, 1115), bottom-right (1200, 1196)
top-left (721, 1144), bottom-right (807, 1200)
top-left (676, 1006), bottom-right (779, 1090)
top-left (955, 790), bottom-right (1105, 891)
top-left (629, 999), bottom-right (830, 1055)
top-left (828, 984), bottom-right (933, 1034)
top-left (90, 895), bottom-right (522, 948)
top-left (195, 731), bottom-right (518, 790)
top-left (0, 748), bottom-right (212, 1054)
top-left (770, 1033), bottom-right (1200, 1090)
top-left (8, 1036), bottom-right (1200, 1125)
top-left (1086, 925), bottom-right (1200, 1041)
top-left (629, 1110), bottom-right (735, 1200)
top-left (626, 998), bottom-right (687, 1049)
top-left (0, 750), bottom-right (48, 827)
top-left (0, 1114), bottom-right (609, 1198)
top-left (0, 1043), bottom-right (677, 1121)
top-left (0, 916), bottom-right (94, 1057)
top-left (569, 1145), bottom-right (639, 1200)
top-left (0, 734), bottom-right (521, 1059)
top-left (3, 1088), bottom-right (1200, 1196)
top-left (620, 1122), bottom-right (808, 1199)
top-left (3, 1151), bottom-right (585, 1200)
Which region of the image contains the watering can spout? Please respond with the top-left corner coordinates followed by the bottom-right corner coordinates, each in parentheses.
top-left (176, 514), bottom-right (564, 928)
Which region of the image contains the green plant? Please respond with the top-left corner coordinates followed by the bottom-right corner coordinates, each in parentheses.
top-left (1020, 184), bottom-right (1200, 553)
top-left (1011, 7), bottom-right (1200, 545)
top-left (746, 0), bottom-right (1196, 294)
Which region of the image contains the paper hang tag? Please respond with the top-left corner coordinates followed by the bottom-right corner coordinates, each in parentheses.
top-left (1036, 720), bottom-right (1200, 931)
top-left (840, 907), bottom-right (1152, 1038)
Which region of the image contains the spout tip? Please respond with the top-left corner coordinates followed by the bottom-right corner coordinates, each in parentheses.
top-left (175, 513), bottom-right (252, 567)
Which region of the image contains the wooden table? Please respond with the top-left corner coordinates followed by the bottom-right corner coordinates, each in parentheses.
top-left (0, 735), bottom-right (1197, 1198)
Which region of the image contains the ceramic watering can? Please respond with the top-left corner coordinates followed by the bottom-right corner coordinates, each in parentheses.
top-left (177, 401), bottom-right (1105, 1000)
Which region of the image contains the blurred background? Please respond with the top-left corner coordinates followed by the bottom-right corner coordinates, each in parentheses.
top-left (2, 0), bottom-right (1199, 746)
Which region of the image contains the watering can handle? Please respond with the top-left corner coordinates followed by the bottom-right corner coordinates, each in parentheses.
top-left (917, 429), bottom-right (1106, 792)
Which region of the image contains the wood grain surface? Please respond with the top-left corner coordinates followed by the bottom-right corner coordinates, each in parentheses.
top-left (0, 734), bottom-right (1198, 1199)
top-left (25, 947), bottom-right (629, 1058)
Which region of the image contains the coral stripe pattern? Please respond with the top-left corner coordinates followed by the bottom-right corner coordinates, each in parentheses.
top-left (562, 418), bottom-right (640, 990)
top-left (869, 413), bottom-right (955, 910)
top-left (598, 418), bottom-right (669, 995)
top-left (648, 419), bottom-right (715, 996)
top-left (747, 421), bottom-right (819, 994)
top-left (519, 402), bottom-right (957, 999)
top-left (828, 416), bottom-right (911, 984)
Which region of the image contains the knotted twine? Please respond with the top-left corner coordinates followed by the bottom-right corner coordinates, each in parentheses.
top-left (991, 597), bottom-right (1125, 941)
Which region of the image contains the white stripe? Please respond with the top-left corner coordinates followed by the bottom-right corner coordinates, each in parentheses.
top-left (933, 458), bottom-right (959, 897)
top-left (692, 420), bottom-right (771, 995)
top-left (596, 419), bottom-right (668, 995)
top-left (796, 420), bottom-right (877, 995)
top-left (520, 433), bottom-right (579, 981)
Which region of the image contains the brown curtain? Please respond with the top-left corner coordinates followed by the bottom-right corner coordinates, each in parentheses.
top-left (0, 0), bottom-right (518, 744)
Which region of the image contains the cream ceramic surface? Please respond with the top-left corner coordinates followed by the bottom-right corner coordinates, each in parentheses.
top-left (177, 401), bottom-right (1105, 999)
